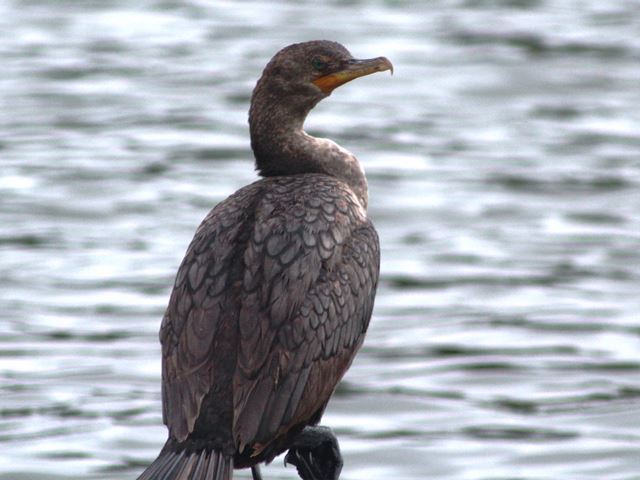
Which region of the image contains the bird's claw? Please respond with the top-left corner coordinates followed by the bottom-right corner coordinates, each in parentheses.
top-left (285, 426), bottom-right (343, 480)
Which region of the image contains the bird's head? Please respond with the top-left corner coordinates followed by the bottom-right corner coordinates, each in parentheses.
top-left (251, 40), bottom-right (393, 118)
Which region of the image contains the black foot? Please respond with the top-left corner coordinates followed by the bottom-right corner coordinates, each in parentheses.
top-left (251, 465), bottom-right (263, 480)
top-left (284, 426), bottom-right (343, 480)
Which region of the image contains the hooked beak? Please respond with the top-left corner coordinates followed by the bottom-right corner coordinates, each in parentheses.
top-left (312, 56), bottom-right (393, 93)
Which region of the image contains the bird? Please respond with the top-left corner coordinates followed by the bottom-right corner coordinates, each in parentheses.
top-left (136, 40), bottom-right (391, 480)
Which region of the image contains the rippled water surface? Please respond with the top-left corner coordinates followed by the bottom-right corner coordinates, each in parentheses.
top-left (2, 1), bottom-right (640, 479)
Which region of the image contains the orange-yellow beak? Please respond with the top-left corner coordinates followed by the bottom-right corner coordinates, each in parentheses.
top-left (312, 56), bottom-right (393, 94)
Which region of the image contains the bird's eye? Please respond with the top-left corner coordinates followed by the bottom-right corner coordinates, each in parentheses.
top-left (311, 57), bottom-right (328, 71)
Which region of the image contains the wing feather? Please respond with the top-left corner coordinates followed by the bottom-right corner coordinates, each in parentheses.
top-left (160, 183), bottom-right (260, 442)
top-left (233, 179), bottom-right (379, 453)
top-left (159, 175), bottom-right (379, 457)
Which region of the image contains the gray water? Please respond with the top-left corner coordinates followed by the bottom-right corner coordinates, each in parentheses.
top-left (1, 1), bottom-right (640, 479)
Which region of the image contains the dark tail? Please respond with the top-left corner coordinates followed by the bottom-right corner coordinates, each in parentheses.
top-left (137, 444), bottom-right (233, 480)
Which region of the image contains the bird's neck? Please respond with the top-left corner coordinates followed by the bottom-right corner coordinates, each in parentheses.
top-left (249, 106), bottom-right (369, 210)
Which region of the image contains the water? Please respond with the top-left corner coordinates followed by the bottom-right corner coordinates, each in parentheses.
top-left (1, 0), bottom-right (639, 479)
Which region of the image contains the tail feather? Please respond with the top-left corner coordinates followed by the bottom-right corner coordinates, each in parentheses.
top-left (138, 446), bottom-right (233, 480)
top-left (138, 450), bottom-right (172, 480)
top-left (192, 450), bottom-right (210, 478)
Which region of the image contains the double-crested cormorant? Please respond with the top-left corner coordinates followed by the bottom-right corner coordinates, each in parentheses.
top-left (137, 40), bottom-right (392, 480)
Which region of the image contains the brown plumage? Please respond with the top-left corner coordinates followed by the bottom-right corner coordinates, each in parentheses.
top-left (137, 40), bottom-right (392, 480)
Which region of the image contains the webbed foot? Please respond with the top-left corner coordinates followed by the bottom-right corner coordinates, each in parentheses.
top-left (285, 426), bottom-right (343, 480)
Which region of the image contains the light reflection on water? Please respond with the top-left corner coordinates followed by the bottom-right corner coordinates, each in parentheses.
top-left (1, 1), bottom-right (639, 479)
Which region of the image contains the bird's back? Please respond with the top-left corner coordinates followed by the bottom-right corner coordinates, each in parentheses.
top-left (159, 173), bottom-right (380, 467)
